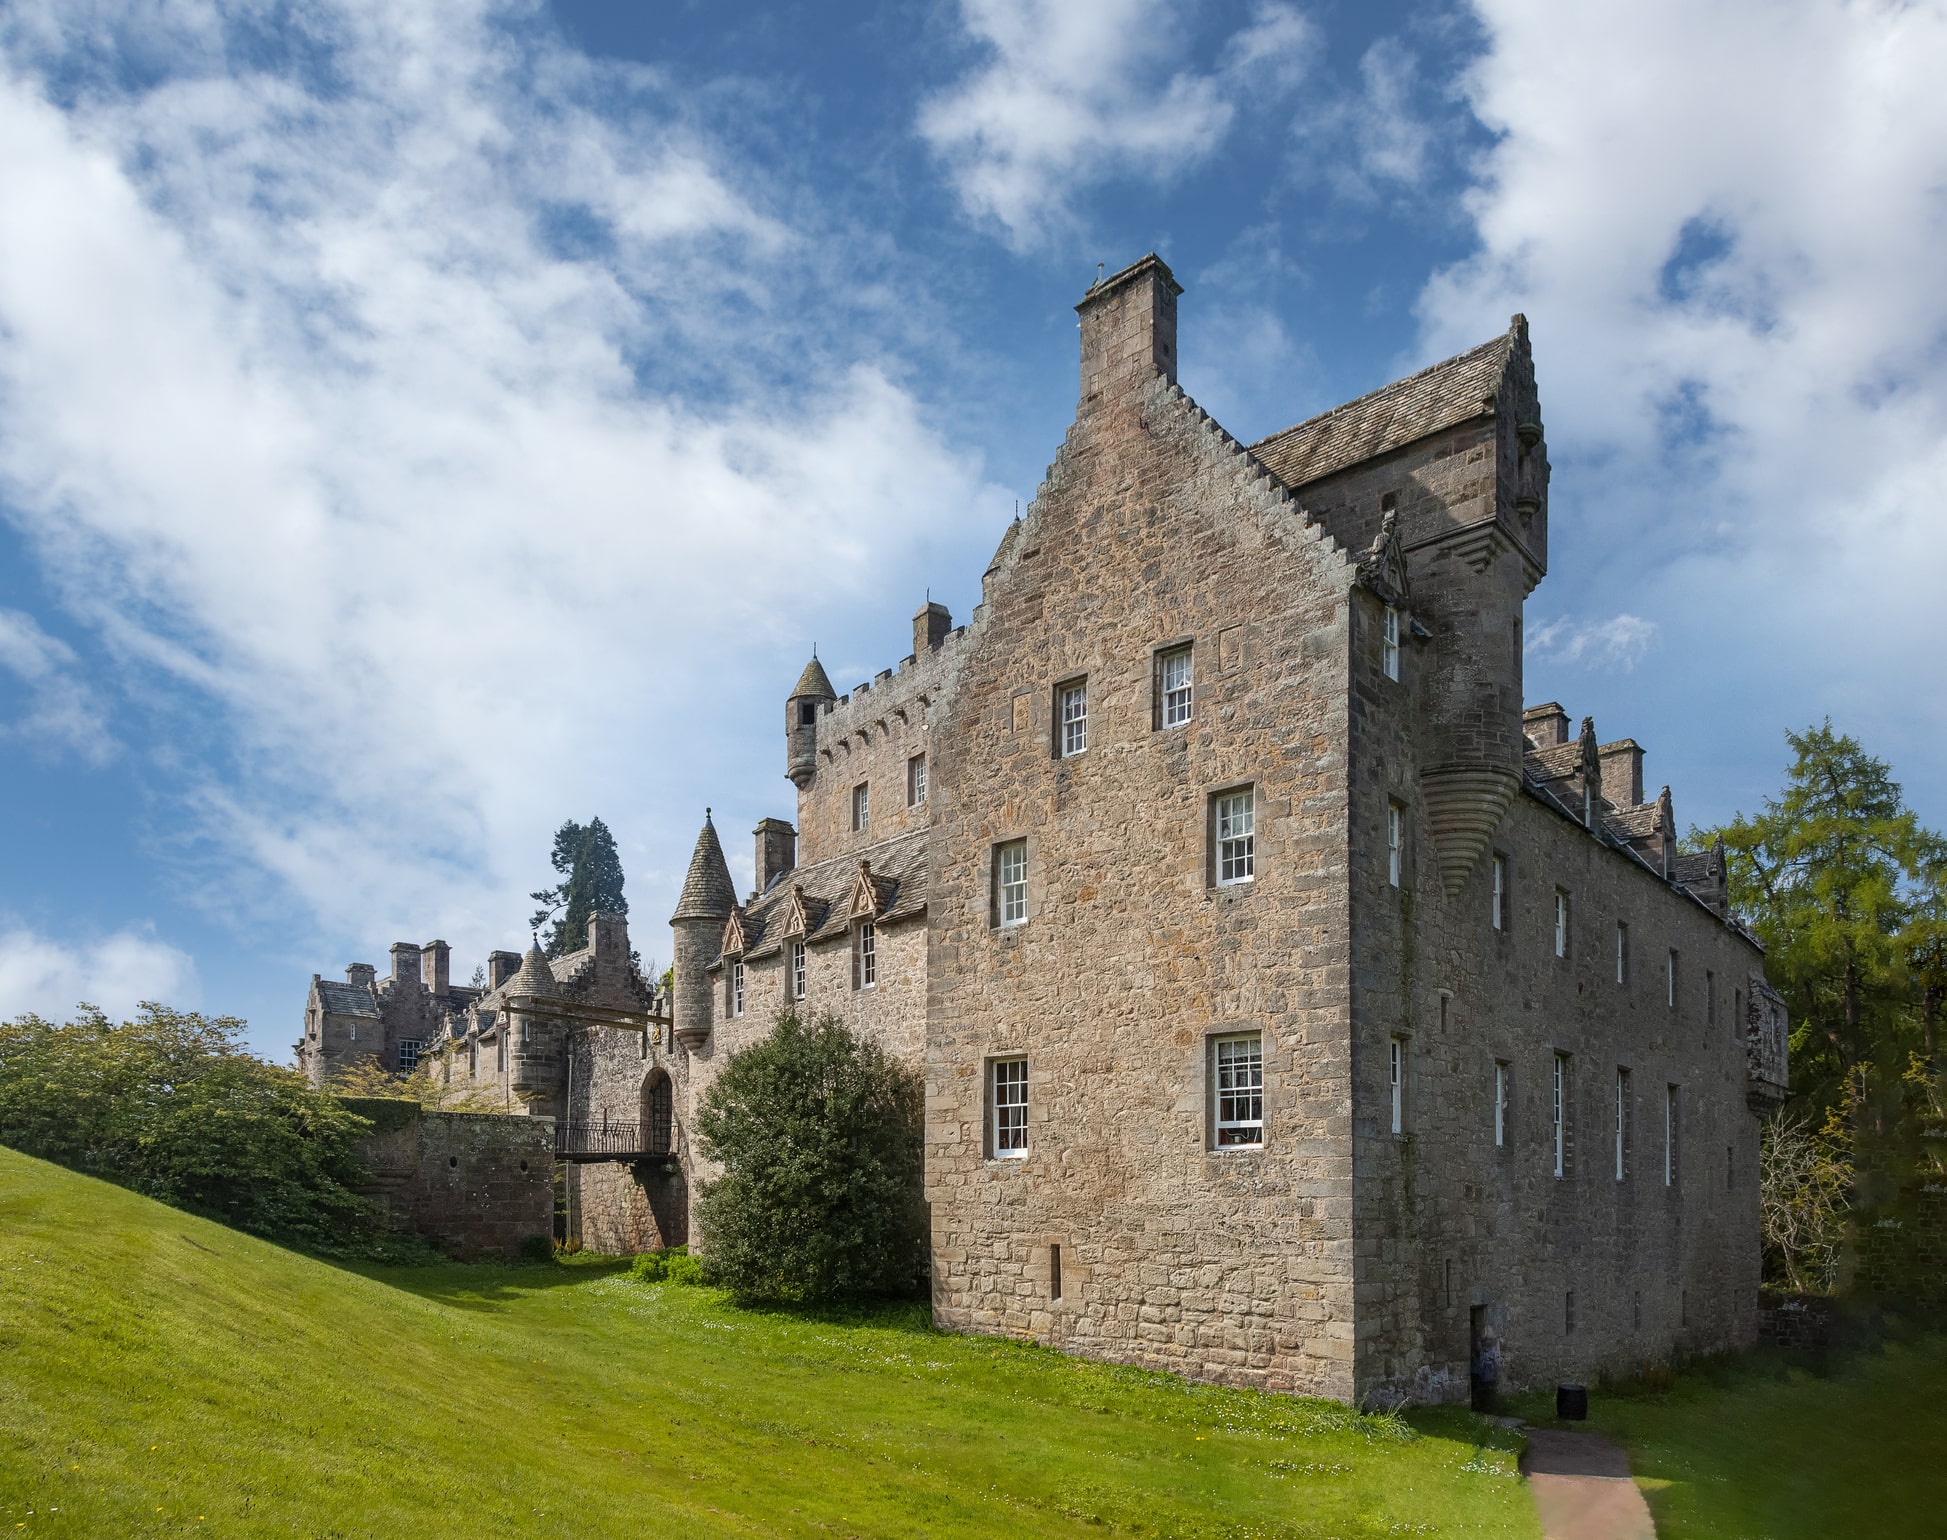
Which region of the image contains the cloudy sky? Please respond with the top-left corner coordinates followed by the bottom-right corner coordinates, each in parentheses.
top-left (1, 0), bottom-right (1942, 1057)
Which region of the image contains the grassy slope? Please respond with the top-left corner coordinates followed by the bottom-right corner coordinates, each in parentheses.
top-left (0, 1148), bottom-right (1535, 1539)
top-left (1508, 1337), bottom-right (1947, 1540)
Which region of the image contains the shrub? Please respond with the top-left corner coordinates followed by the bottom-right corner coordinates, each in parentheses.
top-left (631, 1249), bottom-right (670, 1282)
top-left (0, 1004), bottom-right (380, 1251)
top-left (631, 1244), bottom-right (701, 1285)
top-left (664, 1250), bottom-right (705, 1287)
top-left (694, 1008), bottom-right (924, 1303)
top-left (518, 1234), bottom-right (557, 1265)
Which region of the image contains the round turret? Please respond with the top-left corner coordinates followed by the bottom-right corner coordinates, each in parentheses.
top-left (786, 654), bottom-right (835, 788)
top-left (504, 943), bottom-right (563, 1112)
top-left (670, 811), bottom-right (737, 1052)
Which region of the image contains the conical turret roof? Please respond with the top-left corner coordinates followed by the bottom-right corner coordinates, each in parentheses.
top-left (509, 943), bottom-right (561, 999)
top-left (791, 655), bottom-right (836, 700)
top-left (672, 810), bottom-right (738, 922)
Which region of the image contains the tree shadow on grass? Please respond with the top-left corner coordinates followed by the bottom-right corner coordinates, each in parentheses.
top-left (714, 1292), bottom-right (938, 1337)
top-left (335, 1252), bottom-right (634, 1310)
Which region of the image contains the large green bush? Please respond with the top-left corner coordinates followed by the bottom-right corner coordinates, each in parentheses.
top-left (0, 1003), bottom-right (379, 1250)
top-left (694, 1008), bottom-right (925, 1302)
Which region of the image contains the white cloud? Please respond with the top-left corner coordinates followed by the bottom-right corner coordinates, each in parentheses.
top-left (0, 608), bottom-right (112, 761)
top-left (1526, 613), bottom-right (1657, 671)
top-left (0, 925), bottom-right (198, 1023)
top-left (0, 1), bottom-right (1007, 979)
top-left (1419, 0), bottom-right (1947, 798)
top-left (920, 0), bottom-right (1315, 249)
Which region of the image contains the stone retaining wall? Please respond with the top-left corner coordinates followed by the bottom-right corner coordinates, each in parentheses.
top-left (343, 1098), bottom-right (554, 1259)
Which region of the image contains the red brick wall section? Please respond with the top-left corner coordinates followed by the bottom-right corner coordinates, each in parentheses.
top-left (344, 1098), bottom-right (554, 1260)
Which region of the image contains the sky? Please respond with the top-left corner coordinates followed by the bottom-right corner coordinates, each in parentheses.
top-left (0, 0), bottom-right (1943, 1060)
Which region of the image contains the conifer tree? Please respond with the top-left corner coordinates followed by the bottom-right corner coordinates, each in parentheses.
top-left (529, 817), bottom-right (629, 958)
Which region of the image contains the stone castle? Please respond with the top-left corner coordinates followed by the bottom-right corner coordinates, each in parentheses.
top-left (300, 255), bottom-right (1789, 1406)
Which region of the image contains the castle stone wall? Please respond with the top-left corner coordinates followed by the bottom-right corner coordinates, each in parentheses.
top-left (346, 1099), bottom-right (553, 1260)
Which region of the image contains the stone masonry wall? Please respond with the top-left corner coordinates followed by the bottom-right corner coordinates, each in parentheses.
top-left (346, 1099), bottom-right (554, 1260)
top-left (927, 261), bottom-right (1362, 1399)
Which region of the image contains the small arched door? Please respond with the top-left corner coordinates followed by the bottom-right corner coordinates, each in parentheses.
top-left (642, 1071), bottom-right (673, 1156)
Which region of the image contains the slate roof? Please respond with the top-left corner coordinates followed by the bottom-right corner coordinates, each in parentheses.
top-left (725, 828), bottom-right (928, 964)
top-left (314, 979), bottom-right (379, 1017)
top-left (1250, 325), bottom-right (1516, 490)
top-left (792, 656), bottom-right (836, 700)
top-left (672, 813), bottom-right (738, 921)
top-left (1524, 743), bottom-right (1586, 784)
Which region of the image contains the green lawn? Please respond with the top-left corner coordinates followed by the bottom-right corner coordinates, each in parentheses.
top-left (0, 1147), bottom-right (1534, 1539)
top-left (1510, 1335), bottom-right (1947, 1540)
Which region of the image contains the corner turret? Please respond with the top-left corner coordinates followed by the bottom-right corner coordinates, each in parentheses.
top-left (504, 942), bottom-right (564, 1114)
top-left (786, 654), bottom-right (836, 789)
top-left (670, 811), bottom-right (737, 1052)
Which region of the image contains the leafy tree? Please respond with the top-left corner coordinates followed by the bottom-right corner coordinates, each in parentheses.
top-left (1759, 1108), bottom-right (1853, 1292)
top-left (327, 1050), bottom-right (510, 1113)
top-left (1699, 723), bottom-right (1930, 1113)
top-left (694, 1009), bottom-right (926, 1303)
top-left (0, 1004), bottom-right (379, 1249)
top-left (530, 816), bottom-right (629, 958)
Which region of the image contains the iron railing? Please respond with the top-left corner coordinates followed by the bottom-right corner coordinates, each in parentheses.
top-left (553, 1116), bottom-right (672, 1160)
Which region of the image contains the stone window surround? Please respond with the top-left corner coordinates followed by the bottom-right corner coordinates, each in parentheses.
top-left (1210, 1029), bottom-right (1265, 1150)
top-left (1552, 1050), bottom-right (1572, 1177)
top-left (1210, 784), bottom-right (1256, 888)
top-left (728, 958), bottom-right (745, 1018)
top-left (851, 780), bottom-right (870, 832)
top-left (907, 752), bottom-right (927, 807)
top-left (790, 938), bottom-right (807, 1001)
top-left (1616, 920), bottom-right (1630, 985)
top-left (1153, 638), bottom-right (1194, 730)
top-left (1388, 1035), bottom-right (1407, 1135)
top-left (1386, 800), bottom-right (1404, 888)
top-left (1614, 1065), bottom-right (1631, 1181)
top-left (988, 1055), bottom-right (1029, 1159)
top-left (1381, 605), bottom-right (1401, 681)
top-left (1490, 851), bottom-right (1508, 932)
top-left (1494, 1059), bottom-right (1511, 1148)
top-left (1554, 889), bottom-right (1571, 959)
top-left (853, 921), bottom-right (876, 990)
top-left (992, 837), bottom-right (1030, 928)
top-left (1054, 675), bottom-right (1087, 758)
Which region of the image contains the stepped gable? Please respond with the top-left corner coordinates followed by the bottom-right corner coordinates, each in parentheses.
top-left (1249, 323), bottom-right (1519, 491)
top-left (727, 829), bottom-right (927, 965)
top-left (671, 812), bottom-right (737, 922)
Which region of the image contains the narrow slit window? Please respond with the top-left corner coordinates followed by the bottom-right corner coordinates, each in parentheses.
top-left (995, 839), bottom-right (1029, 926)
top-left (1050, 1243), bottom-right (1063, 1300)
top-left (1158, 645), bottom-right (1193, 728)
top-left (1381, 605), bottom-right (1400, 681)
top-left (1494, 1061), bottom-right (1510, 1148)
top-left (991, 1058), bottom-right (1028, 1157)
top-left (1554, 892), bottom-right (1570, 958)
top-left (1390, 1038), bottom-right (1405, 1135)
top-left (791, 939), bottom-right (807, 1001)
top-left (1706, 969), bottom-right (1716, 1025)
top-left (907, 753), bottom-right (927, 807)
top-left (1665, 1084), bottom-right (1680, 1186)
top-left (1387, 803), bottom-right (1404, 887)
top-left (729, 959), bottom-right (745, 1018)
top-left (1553, 1052), bottom-right (1569, 1178)
top-left (1667, 949), bottom-right (1679, 1009)
top-left (851, 781), bottom-right (869, 832)
top-left (1491, 854), bottom-right (1507, 931)
top-left (1213, 1033), bottom-right (1264, 1148)
top-left (1617, 922), bottom-right (1629, 984)
top-left (1615, 1067), bottom-right (1629, 1181)
top-left (1057, 679), bottom-right (1087, 757)
top-left (1214, 789), bottom-right (1255, 886)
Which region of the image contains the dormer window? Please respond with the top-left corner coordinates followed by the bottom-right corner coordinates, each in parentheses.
top-left (1382, 606), bottom-right (1400, 681)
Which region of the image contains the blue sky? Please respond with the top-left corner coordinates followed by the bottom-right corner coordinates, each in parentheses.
top-left (1, 0), bottom-right (1943, 1060)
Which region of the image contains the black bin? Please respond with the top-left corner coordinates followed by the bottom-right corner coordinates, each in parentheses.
top-left (1556, 1382), bottom-right (1588, 1420)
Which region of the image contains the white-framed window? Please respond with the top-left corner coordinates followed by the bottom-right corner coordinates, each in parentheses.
top-left (1553, 1052), bottom-right (1569, 1177)
top-left (523, 1019), bottom-right (532, 1044)
top-left (995, 839), bottom-right (1029, 926)
top-left (791, 939), bottom-right (807, 1001)
top-left (851, 781), bottom-right (869, 832)
top-left (1494, 1061), bottom-right (1510, 1147)
top-left (1381, 605), bottom-right (1400, 681)
top-left (854, 922), bottom-right (876, 989)
top-left (398, 1038), bottom-right (422, 1074)
top-left (1214, 788), bottom-right (1255, 886)
top-left (1212, 1033), bottom-right (1264, 1148)
top-left (729, 959), bottom-right (745, 1017)
top-left (1158, 645), bottom-right (1193, 728)
top-left (1387, 802), bottom-right (1404, 887)
top-left (908, 753), bottom-right (927, 807)
top-left (1491, 854), bottom-right (1507, 930)
top-left (1057, 679), bottom-right (1087, 757)
top-left (991, 1057), bottom-right (1028, 1157)
top-left (1617, 922), bottom-right (1629, 984)
top-left (1615, 1067), bottom-right (1629, 1181)
top-left (349, 1023), bottom-right (357, 1042)
top-left (1667, 949), bottom-right (1679, 1008)
top-left (1554, 891), bottom-right (1570, 958)
top-left (1665, 1084), bottom-right (1680, 1185)
top-left (1389, 1037), bottom-right (1406, 1135)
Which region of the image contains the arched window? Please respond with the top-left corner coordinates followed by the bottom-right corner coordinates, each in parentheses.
top-left (643, 1072), bottom-right (673, 1155)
